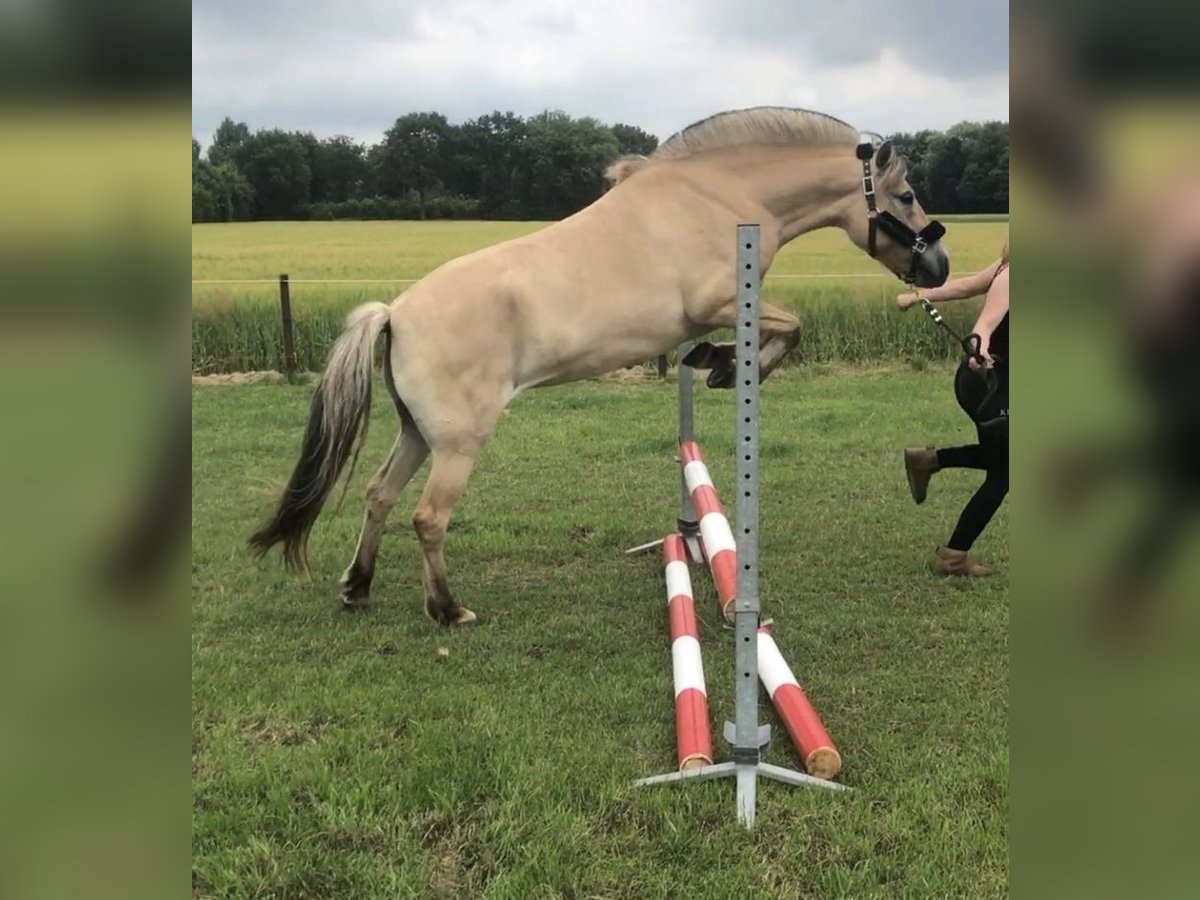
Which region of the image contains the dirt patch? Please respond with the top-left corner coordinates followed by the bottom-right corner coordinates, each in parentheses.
top-left (327, 827), bottom-right (389, 854)
top-left (568, 524), bottom-right (595, 543)
top-left (427, 842), bottom-right (466, 899)
top-left (192, 869), bottom-right (211, 899)
top-left (193, 370), bottom-right (284, 386)
top-left (597, 365), bottom-right (657, 383)
top-left (240, 713), bottom-right (332, 747)
top-left (416, 812), bottom-right (476, 899)
top-left (192, 370), bottom-right (320, 385)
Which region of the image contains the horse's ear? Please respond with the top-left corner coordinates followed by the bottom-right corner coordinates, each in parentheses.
top-left (604, 155), bottom-right (647, 186)
top-left (875, 141), bottom-right (894, 171)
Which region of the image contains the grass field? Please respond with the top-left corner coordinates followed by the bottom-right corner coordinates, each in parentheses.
top-left (192, 365), bottom-right (1008, 898)
top-left (191, 216), bottom-right (1008, 373)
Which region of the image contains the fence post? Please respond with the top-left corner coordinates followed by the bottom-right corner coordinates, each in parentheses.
top-left (278, 273), bottom-right (297, 383)
top-left (656, 354), bottom-right (668, 378)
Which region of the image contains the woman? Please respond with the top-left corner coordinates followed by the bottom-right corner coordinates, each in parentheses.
top-left (896, 243), bottom-right (1009, 576)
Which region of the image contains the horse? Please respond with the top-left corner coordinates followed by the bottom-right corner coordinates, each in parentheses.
top-left (248, 107), bottom-right (950, 626)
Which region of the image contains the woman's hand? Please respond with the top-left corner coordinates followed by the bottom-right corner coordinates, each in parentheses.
top-left (968, 332), bottom-right (994, 371)
top-left (896, 291), bottom-right (920, 312)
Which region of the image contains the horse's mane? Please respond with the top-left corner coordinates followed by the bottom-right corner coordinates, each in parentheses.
top-left (606, 107), bottom-right (871, 185)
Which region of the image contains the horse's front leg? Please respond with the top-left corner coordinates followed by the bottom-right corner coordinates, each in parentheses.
top-left (682, 302), bottom-right (802, 388)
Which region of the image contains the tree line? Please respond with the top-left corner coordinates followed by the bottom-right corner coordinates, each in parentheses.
top-left (888, 121), bottom-right (1008, 215)
top-left (192, 111), bottom-right (1007, 223)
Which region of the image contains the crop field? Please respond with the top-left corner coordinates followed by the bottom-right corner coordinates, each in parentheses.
top-left (192, 365), bottom-right (1008, 898)
top-left (191, 216), bottom-right (1007, 374)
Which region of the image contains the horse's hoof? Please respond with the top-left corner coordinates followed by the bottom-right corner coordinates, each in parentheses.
top-left (449, 607), bottom-right (477, 626)
top-left (706, 368), bottom-right (735, 389)
top-left (340, 594), bottom-right (371, 611)
top-left (427, 600), bottom-right (478, 626)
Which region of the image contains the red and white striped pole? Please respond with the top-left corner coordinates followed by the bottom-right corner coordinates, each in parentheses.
top-left (757, 626), bottom-right (842, 780)
top-left (663, 534), bottom-right (713, 770)
top-left (678, 440), bottom-right (738, 622)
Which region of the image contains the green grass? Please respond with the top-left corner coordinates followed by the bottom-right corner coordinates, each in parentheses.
top-left (191, 219), bottom-right (1008, 373)
top-left (192, 366), bottom-right (1007, 898)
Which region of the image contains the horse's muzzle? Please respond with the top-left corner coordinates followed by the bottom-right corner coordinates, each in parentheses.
top-left (912, 244), bottom-right (950, 288)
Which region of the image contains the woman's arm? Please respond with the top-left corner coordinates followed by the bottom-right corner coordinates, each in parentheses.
top-left (896, 258), bottom-right (1002, 310)
top-left (968, 265), bottom-right (1010, 370)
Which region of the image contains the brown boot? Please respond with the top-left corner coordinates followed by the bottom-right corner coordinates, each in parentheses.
top-left (904, 446), bottom-right (940, 504)
top-left (933, 546), bottom-right (993, 577)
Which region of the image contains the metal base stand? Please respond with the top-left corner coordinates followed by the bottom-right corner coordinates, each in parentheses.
top-left (625, 529), bottom-right (702, 562)
top-left (635, 722), bottom-right (847, 826)
top-left (625, 337), bottom-right (704, 563)
top-left (634, 225), bottom-right (850, 827)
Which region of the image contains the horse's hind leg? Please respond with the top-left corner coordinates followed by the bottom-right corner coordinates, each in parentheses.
top-left (412, 446), bottom-right (482, 626)
top-left (340, 424), bottom-right (429, 609)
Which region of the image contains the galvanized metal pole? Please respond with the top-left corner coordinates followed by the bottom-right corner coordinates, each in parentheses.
top-left (625, 342), bottom-right (698, 558)
top-left (677, 341), bottom-right (697, 529)
top-left (733, 224), bottom-right (762, 827)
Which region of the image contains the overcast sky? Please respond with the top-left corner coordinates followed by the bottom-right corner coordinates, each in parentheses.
top-left (192, 0), bottom-right (1008, 149)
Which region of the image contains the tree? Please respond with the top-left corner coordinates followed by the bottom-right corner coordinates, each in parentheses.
top-left (192, 166), bottom-right (216, 222)
top-left (454, 111), bottom-right (528, 219)
top-left (192, 110), bottom-right (1007, 222)
top-left (892, 122), bottom-right (1009, 214)
top-left (207, 117), bottom-right (251, 168)
top-left (192, 137), bottom-right (215, 221)
top-left (611, 123), bottom-right (658, 157)
top-left (374, 112), bottom-right (452, 218)
top-left (192, 159), bottom-right (254, 222)
top-left (309, 135), bottom-right (369, 204)
top-left (515, 111), bottom-right (620, 220)
top-left (921, 134), bottom-right (969, 214)
top-left (989, 146), bottom-right (1009, 210)
top-left (236, 129), bottom-right (312, 219)
top-left (888, 128), bottom-right (937, 208)
top-left (963, 121), bottom-right (1009, 214)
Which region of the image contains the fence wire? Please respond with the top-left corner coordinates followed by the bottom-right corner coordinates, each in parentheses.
top-left (192, 272), bottom-right (980, 285)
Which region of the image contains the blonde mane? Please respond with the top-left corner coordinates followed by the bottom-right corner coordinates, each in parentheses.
top-left (606, 107), bottom-right (873, 185)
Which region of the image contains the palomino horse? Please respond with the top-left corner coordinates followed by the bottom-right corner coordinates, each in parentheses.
top-left (249, 107), bottom-right (950, 625)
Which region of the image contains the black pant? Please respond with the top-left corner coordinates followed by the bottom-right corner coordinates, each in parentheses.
top-left (936, 361), bottom-right (1009, 551)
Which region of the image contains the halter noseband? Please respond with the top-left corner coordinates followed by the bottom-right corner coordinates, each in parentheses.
top-left (856, 138), bottom-right (946, 284)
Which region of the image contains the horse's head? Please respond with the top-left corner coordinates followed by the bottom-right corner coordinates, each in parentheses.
top-left (845, 136), bottom-right (949, 288)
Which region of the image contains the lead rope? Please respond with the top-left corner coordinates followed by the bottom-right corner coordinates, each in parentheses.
top-left (915, 292), bottom-right (1007, 431)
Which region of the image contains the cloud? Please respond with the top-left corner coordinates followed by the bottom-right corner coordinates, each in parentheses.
top-left (191, 0), bottom-right (1007, 149)
top-left (695, 0), bottom-right (1009, 80)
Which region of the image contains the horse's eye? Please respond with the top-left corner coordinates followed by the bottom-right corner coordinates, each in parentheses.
top-left (898, 191), bottom-right (915, 205)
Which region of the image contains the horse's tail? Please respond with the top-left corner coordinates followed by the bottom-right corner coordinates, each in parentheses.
top-left (248, 301), bottom-right (392, 570)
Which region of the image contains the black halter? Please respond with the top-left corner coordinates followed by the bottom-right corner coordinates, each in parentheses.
top-left (856, 139), bottom-right (946, 284)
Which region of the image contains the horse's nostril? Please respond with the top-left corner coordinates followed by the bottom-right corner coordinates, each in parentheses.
top-left (928, 252), bottom-right (950, 287)
top-left (917, 254), bottom-right (950, 288)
